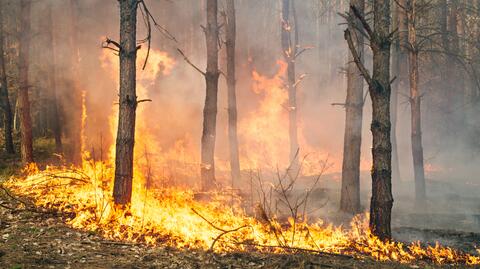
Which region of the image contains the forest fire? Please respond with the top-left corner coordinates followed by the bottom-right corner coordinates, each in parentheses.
top-left (4, 161), bottom-right (480, 265)
top-left (1, 0), bottom-right (480, 268)
top-left (2, 46), bottom-right (479, 266)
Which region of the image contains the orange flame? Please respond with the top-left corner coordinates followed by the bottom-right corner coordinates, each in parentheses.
top-left (4, 48), bottom-right (478, 266)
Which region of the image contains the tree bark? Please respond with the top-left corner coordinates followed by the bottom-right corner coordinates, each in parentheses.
top-left (0, 2), bottom-right (14, 154)
top-left (369, 0), bottom-right (394, 240)
top-left (225, 0), bottom-right (241, 187)
top-left (46, 4), bottom-right (63, 153)
top-left (406, 0), bottom-right (426, 209)
top-left (340, 0), bottom-right (365, 215)
top-left (113, 0), bottom-right (138, 205)
top-left (281, 0), bottom-right (299, 167)
top-left (18, 0), bottom-right (34, 164)
top-left (200, 0), bottom-right (219, 191)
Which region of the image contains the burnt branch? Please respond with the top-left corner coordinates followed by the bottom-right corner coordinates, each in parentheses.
top-left (344, 29), bottom-right (372, 87)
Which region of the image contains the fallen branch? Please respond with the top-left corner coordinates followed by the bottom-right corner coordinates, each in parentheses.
top-left (234, 241), bottom-right (354, 259)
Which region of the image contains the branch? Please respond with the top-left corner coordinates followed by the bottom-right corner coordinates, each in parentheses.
top-left (137, 99), bottom-right (152, 104)
top-left (344, 29), bottom-right (372, 87)
top-left (350, 5), bottom-right (373, 39)
top-left (102, 38), bottom-right (121, 53)
top-left (294, 46), bottom-right (313, 59)
top-left (177, 48), bottom-right (206, 76)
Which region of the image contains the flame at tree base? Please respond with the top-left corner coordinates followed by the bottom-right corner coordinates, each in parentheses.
top-left (4, 161), bottom-right (480, 266)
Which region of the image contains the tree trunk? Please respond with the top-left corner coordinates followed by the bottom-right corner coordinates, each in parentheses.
top-left (281, 0), bottom-right (299, 167)
top-left (406, 0), bottom-right (426, 209)
top-left (340, 0), bottom-right (365, 215)
top-left (391, 0), bottom-right (406, 183)
top-left (18, 0), bottom-right (34, 164)
top-left (46, 4), bottom-right (63, 153)
top-left (113, 0), bottom-right (138, 205)
top-left (370, 0), bottom-right (394, 240)
top-left (200, 0), bottom-right (219, 191)
top-left (66, 0), bottom-right (83, 165)
top-left (225, 0), bottom-right (241, 187)
top-left (0, 1), bottom-right (14, 154)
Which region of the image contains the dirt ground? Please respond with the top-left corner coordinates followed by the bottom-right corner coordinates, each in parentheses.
top-left (0, 192), bottom-right (475, 269)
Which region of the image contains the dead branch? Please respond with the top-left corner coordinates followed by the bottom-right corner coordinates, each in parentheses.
top-left (177, 48), bottom-right (206, 76)
top-left (350, 5), bottom-right (373, 39)
top-left (234, 241), bottom-right (354, 259)
top-left (137, 99), bottom-right (152, 104)
top-left (209, 225), bottom-right (250, 252)
top-left (102, 38), bottom-right (121, 53)
top-left (191, 208), bottom-right (226, 232)
top-left (344, 29), bottom-right (373, 87)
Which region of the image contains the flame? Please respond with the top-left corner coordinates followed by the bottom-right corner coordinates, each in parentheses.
top-left (4, 163), bottom-right (480, 264)
top-left (4, 48), bottom-right (478, 266)
top-left (100, 47), bottom-right (203, 186)
top-left (238, 60), bottom-right (332, 174)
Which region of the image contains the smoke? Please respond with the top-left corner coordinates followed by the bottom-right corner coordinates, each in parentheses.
top-left (19, 0), bottom-right (480, 231)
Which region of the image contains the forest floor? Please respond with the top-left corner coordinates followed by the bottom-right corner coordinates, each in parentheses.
top-left (0, 138), bottom-right (477, 268)
top-left (0, 200), bottom-right (470, 269)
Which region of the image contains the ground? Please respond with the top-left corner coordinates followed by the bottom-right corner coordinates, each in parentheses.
top-left (0, 191), bottom-right (473, 269)
top-left (0, 138), bottom-right (477, 268)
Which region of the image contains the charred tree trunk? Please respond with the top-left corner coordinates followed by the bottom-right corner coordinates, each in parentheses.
top-left (340, 0), bottom-right (365, 215)
top-left (18, 0), bottom-right (33, 164)
top-left (46, 4), bottom-right (62, 153)
top-left (0, 2), bottom-right (14, 154)
top-left (113, 0), bottom-right (138, 205)
top-left (346, 0), bottom-right (394, 240)
top-left (406, 0), bottom-right (426, 208)
top-left (281, 0), bottom-right (299, 166)
top-left (200, 0), bottom-right (219, 191)
top-left (369, 0), bottom-right (394, 240)
top-left (225, 0), bottom-right (241, 187)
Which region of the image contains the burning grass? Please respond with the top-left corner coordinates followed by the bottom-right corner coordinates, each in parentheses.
top-left (3, 161), bottom-right (480, 266)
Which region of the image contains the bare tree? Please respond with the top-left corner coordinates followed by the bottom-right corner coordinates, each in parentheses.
top-left (201, 0), bottom-right (220, 191)
top-left (281, 0), bottom-right (299, 167)
top-left (225, 0), bottom-right (241, 187)
top-left (405, 0), bottom-right (426, 208)
top-left (340, 0), bottom-right (365, 215)
top-left (345, 0), bottom-right (394, 240)
top-left (18, 0), bottom-right (34, 164)
top-left (112, 0), bottom-right (138, 205)
top-left (0, 1), bottom-right (14, 154)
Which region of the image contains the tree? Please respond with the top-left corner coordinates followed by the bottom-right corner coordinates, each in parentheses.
top-left (18, 0), bottom-right (34, 164)
top-left (225, 0), bottom-right (241, 187)
top-left (391, 0), bottom-right (407, 183)
top-left (65, 0), bottom-right (83, 165)
top-left (281, 0), bottom-right (299, 167)
top-left (0, 0), bottom-right (14, 154)
top-left (201, 0), bottom-right (220, 191)
top-left (405, 0), bottom-right (426, 208)
top-left (340, 0), bottom-right (365, 215)
top-left (112, 0), bottom-right (138, 205)
top-left (46, 3), bottom-right (62, 153)
top-left (345, 0), bottom-right (394, 240)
